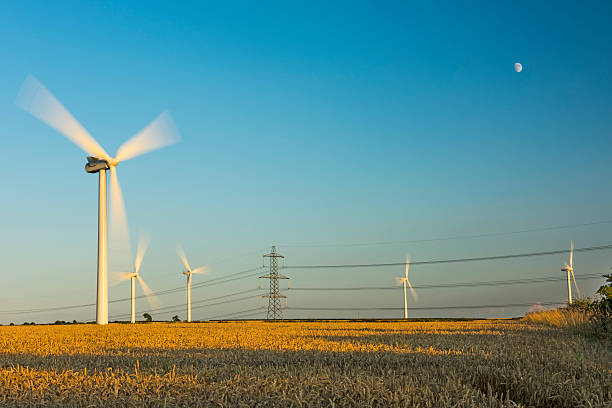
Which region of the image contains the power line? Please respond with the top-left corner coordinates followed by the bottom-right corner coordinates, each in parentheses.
top-left (0, 302), bottom-right (96, 315)
top-left (109, 291), bottom-right (264, 320)
top-left (278, 220), bottom-right (612, 248)
top-left (2, 244), bottom-right (609, 318)
top-left (208, 307), bottom-right (265, 320)
top-left (285, 244), bottom-right (612, 269)
top-left (110, 266), bottom-right (264, 302)
top-left (288, 273), bottom-right (603, 291)
top-left (0, 266), bottom-right (263, 315)
top-left (287, 301), bottom-right (563, 311)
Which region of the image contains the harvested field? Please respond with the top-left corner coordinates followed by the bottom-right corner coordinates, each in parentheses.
top-left (0, 320), bottom-right (610, 407)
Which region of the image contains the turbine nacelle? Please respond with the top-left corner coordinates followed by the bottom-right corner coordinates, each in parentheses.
top-left (85, 157), bottom-right (110, 173)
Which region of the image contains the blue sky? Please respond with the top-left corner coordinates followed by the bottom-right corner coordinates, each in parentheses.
top-left (1, 1), bottom-right (611, 323)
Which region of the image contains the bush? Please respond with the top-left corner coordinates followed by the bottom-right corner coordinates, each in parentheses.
top-left (143, 313), bottom-right (153, 322)
top-left (523, 274), bottom-right (612, 340)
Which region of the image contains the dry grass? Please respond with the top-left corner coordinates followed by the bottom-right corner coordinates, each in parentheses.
top-left (523, 307), bottom-right (612, 340)
top-left (0, 320), bottom-right (610, 407)
top-left (523, 308), bottom-right (593, 328)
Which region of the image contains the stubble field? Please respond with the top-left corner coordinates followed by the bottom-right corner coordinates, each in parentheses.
top-left (0, 320), bottom-right (610, 407)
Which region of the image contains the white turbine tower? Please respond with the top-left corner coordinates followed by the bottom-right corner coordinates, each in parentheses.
top-left (397, 255), bottom-right (418, 319)
top-left (114, 234), bottom-right (161, 323)
top-left (561, 240), bottom-right (581, 305)
top-left (16, 75), bottom-right (179, 325)
top-left (177, 244), bottom-right (210, 322)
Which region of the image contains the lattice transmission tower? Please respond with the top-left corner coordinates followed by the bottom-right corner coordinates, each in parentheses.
top-left (259, 246), bottom-right (289, 320)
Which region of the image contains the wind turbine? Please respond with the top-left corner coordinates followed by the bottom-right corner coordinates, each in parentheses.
top-left (114, 234), bottom-right (161, 323)
top-left (397, 255), bottom-right (418, 319)
top-left (16, 75), bottom-right (179, 325)
top-left (561, 240), bottom-right (581, 305)
top-left (177, 244), bottom-right (210, 322)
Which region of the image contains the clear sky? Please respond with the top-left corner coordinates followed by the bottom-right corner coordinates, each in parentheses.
top-left (1, 1), bottom-right (611, 324)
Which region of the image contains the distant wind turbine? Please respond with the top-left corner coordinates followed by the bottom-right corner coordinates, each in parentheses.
top-left (16, 75), bottom-right (179, 325)
top-left (114, 234), bottom-right (160, 323)
top-left (397, 255), bottom-right (418, 319)
top-left (561, 241), bottom-right (581, 304)
top-left (177, 244), bottom-right (210, 322)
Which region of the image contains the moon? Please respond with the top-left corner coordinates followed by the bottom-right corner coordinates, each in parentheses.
top-left (514, 62), bottom-right (523, 72)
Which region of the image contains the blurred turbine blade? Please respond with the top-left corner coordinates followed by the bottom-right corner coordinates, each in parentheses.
top-left (191, 265), bottom-right (210, 275)
top-left (177, 244), bottom-right (191, 272)
top-left (114, 110), bottom-right (180, 162)
top-left (570, 270), bottom-right (581, 298)
top-left (134, 233), bottom-right (150, 274)
top-left (570, 240), bottom-right (574, 268)
top-left (16, 75), bottom-right (110, 160)
top-left (109, 166), bottom-right (133, 274)
top-left (111, 272), bottom-right (132, 286)
top-left (137, 275), bottom-right (161, 310)
top-left (406, 279), bottom-right (419, 302)
top-left (405, 255), bottom-right (410, 279)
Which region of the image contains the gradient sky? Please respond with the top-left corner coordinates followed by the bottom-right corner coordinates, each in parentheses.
top-left (1, 1), bottom-right (611, 324)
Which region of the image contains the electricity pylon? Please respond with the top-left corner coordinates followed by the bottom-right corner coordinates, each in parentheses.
top-left (259, 246), bottom-right (289, 320)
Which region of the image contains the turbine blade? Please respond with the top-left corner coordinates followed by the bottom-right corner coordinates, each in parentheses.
top-left (191, 265), bottom-right (210, 275)
top-left (16, 75), bottom-right (110, 160)
top-left (111, 272), bottom-right (132, 286)
top-left (570, 269), bottom-right (581, 298)
top-left (570, 240), bottom-right (574, 268)
top-left (395, 277), bottom-right (404, 286)
top-left (134, 233), bottom-right (150, 274)
top-left (177, 244), bottom-right (191, 272)
top-left (406, 279), bottom-right (419, 302)
top-left (109, 166), bottom-right (133, 275)
top-left (114, 110), bottom-right (180, 163)
top-left (137, 275), bottom-right (161, 310)
top-left (405, 255), bottom-right (411, 279)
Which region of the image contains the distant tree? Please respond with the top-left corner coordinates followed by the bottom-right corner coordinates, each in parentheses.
top-left (172, 315), bottom-right (181, 322)
top-left (23, 322), bottom-right (29, 326)
top-left (73, 320), bottom-right (78, 324)
top-left (9, 323), bottom-right (14, 326)
top-left (143, 313), bottom-right (153, 322)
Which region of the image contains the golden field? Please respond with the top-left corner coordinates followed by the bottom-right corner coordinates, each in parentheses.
top-left (0, 320), bottom-right (610, 407)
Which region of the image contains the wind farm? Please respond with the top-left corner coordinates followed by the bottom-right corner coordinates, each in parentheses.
top-left (1, 2), bottom-right (611, 406)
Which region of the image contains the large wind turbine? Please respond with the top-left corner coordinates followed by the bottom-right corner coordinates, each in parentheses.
top-left (114, 234), bottom-right (160, 323)
top-left (16, 75), bottom-right (179, 325)
top-left (561, 241), bottom-right (581, 305)
top-left (397, 255), bottom-right (418, 319)
top-left (177, 244), bottom-right (210, 322)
